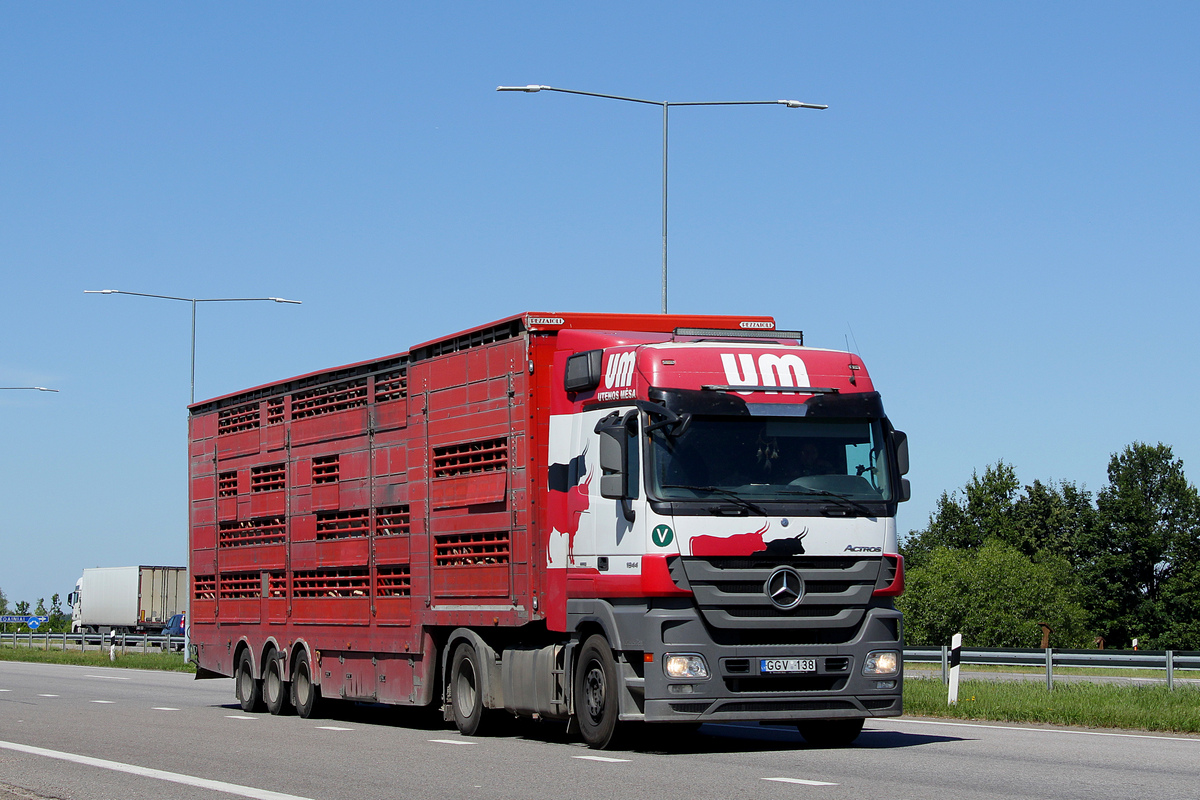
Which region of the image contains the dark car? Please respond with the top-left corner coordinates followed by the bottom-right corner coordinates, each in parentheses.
top-left (163, 613), bottom-right (185, 651)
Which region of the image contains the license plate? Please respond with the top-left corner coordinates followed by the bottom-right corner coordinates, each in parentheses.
top-left (760, 658), bottom-right (817, 674)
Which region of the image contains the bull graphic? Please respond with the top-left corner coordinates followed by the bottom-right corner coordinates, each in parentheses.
top-left (547, 446), bottom-right (591, 564)
top-left (689, 523), bottom-right (808, 557)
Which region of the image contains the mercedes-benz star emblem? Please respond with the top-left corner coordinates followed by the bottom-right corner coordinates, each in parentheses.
top-left (765, 566), bottom-right (804, 610)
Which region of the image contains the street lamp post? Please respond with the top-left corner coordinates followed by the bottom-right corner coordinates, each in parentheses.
top-left (84, 290), bottom-right (302, 404)
top-left (0, 387), bottom-right (58, 392)
top-left (497, 84), bottom-right (827, 313)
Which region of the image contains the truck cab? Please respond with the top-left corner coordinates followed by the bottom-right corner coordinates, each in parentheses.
top-left (544, 330), bottom-right (908, 744)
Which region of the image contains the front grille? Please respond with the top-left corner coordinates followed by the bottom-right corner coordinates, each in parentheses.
top-left (669, 702), bottom-right (713, 714)
top-left (676, 555), bottom-right (880, 632)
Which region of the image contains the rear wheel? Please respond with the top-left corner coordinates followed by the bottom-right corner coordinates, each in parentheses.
top-left (291, 651), bottom-right (321, 719)
top-left (450, 643), bottom-right (485, 736)
top-left (795, 718), bottom-right (864, 747)
top-left (235, 650), bottom-right (264, 713)
top-left (263, 655), bottom-right (292, 715)
top-left (574, 635), bottom-right (619, 749)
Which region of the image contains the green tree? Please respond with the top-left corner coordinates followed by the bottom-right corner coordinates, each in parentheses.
top-left (902, 462), bottom-right (1019, 569)
top-left (898, 539), bottom-right (1090, 647)
top-left (48, 593), bottom-right (68, 633)
top-left (902, 462), bottom-right (1093, 567)
top-left (1081, 442), bottom-right (1200, 648)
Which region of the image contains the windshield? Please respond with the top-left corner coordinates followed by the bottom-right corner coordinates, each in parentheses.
top-left (647, 415), bottom-right (893, 503)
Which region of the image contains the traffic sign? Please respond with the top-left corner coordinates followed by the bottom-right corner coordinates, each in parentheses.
top-left (0, 615), bottom-right (49, 627)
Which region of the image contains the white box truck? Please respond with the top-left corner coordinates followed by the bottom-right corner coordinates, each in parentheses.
top-left (68, 566), bottom-right (187, 634)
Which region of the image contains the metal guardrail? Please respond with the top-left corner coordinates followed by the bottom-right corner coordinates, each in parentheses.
top-left (904, 647), bottom-right (1200, 690)
top-left (0, 631), bottom-right (185, 654)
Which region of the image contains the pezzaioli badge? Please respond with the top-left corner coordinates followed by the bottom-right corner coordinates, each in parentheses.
top-left (739, 321), bottom-right (775, 329)
top-left (527, 316), bottom-right (565, 326)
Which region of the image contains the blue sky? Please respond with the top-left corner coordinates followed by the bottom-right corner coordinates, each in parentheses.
top-left (1, 3), bottom-right (1197, 606)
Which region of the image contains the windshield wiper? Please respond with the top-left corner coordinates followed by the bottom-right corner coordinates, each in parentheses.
top-left (661, 484), bottom-right (767, 516)
top-left (776, 487), bottom-right (874, 516)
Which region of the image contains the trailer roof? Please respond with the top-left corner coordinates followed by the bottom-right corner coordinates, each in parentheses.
top-left (190, 311), bottom-right (778, 413)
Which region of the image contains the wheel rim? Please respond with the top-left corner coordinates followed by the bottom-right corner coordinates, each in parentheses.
top-left (295, 665), bottom-right (311, 706)
top-left (583, 662), bottom-right (606, 724)
top-left (265, 663), bottom-right (280, 704)
top-left (238, 663), bottom-right (253, 701)
top-left (455, 658), bottom-right (477, 717)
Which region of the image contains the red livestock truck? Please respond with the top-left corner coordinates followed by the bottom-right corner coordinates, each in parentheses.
top-left (188, 312), bottom-right (909, 748)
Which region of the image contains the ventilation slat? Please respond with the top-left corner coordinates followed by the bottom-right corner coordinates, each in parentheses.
top-left (376, 565), bottom-right (411, 597)
top-left (217, 402), bottom-right (260, 435)
top-left (433, 438), bottom-right (508, 477)
top-left (217, 471), bottom-right (237, 497)
top-left (219, 572), bottom-right (260, 599)
top-left (376, 505), bottom-right (410, 536)
top-left (434, 531), bottom-right (510, 566)
top-left (315, 509), bottom-right (369, 540)
top-left (251, 463), bottom-right (285, 492)
top-left (193, 575), bottom-right (216, 599)
top-left (291, 379), bottom-right (368, 420)
top-left (375, 369), bottom-right (408, 403)
top-left (218, 518), bottom-right (285, 547)
top-left (312, 455), bottom-right (340, 484)
top-left (293, 569), bottom-right (369, 597)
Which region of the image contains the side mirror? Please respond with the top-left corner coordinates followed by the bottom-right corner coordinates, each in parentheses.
top-left (565, 349), bottom-right (604, 393)
top-left (899, 478), bottom-right (911, 503)
top-left (595, 410), bottom-right (638, 522)
top-left (892, 430), bottom-right (909, 476)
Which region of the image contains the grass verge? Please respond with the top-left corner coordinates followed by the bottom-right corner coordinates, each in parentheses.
top-left (0, 644), bottom-right (195, 673)
top-left (904, 676), bottom-right (1200, 733)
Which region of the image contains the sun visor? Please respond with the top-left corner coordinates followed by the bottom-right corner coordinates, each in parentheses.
top-left (802, 391), bottom-right (885, 419)
top-left (648, 387), bottom-right (750, 417)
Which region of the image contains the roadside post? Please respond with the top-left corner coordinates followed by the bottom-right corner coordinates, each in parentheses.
top-left (948, 633), bottom-right (962, 704)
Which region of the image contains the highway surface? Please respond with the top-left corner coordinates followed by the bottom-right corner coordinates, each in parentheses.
top-left (1, 660), bottom-right (1197, 800)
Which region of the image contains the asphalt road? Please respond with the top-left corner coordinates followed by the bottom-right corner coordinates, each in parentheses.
top-left (1, 660), bottom-right (1197, 800)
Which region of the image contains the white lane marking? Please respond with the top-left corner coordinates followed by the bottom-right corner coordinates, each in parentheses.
top-left (884, 718), bottom-right (1200, 743)
top-left (226, 715), bottom-right (257, 720)
top-left (37, 694), bottom-right (58, 698)
top-left (153, 707), bottom-right (180, 711)
top-left (85, 675), bottom-right (131, 680)
top-left (315, 726), bottom-right (352, 731)
top-left (573, 755), bottom-right (630, 763)
top-left (428, 739), bottom-right (477, 746)
top-left (0, 739), bottom-right (317, 800)
top-left (0, 689), bottom-right (10, 692)
top-left (90, 700), bottom-right (116, 704)
top-left (763, 777), bottom-right (840, 786)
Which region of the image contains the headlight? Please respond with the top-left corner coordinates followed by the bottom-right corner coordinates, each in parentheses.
top-left (664, 653), bottom-right (709, 679)
top-left (862, 650), bottom-right (899, 675)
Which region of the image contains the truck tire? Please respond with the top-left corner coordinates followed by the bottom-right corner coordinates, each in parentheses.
top-left (263, 655), bottom-right (292, 716)
top-left (291, 651), bottom-right (321, 719)
top-left (235, 650), bottom-right (264, 713)
top-left (574, 635), bottom-right (619, 749)
top-left (795, 718), bottom-right (864, 747)
top-left (450, 642), bottom-right (485, 736)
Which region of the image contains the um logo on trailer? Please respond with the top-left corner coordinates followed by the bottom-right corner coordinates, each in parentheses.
top-left (720, 353), bottom-right (809, 394)
top-left (597, 351), bottom-right (637, 401)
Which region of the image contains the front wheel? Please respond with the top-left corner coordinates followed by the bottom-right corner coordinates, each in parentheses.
top-left (235, 650), bottom-right (264, 713)
top-left (574, 635), bottom-right (620, 749)
top-left (795, 718), bottom-right (864, 747)
top-left (450, 643), bottom-right (485, 736)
